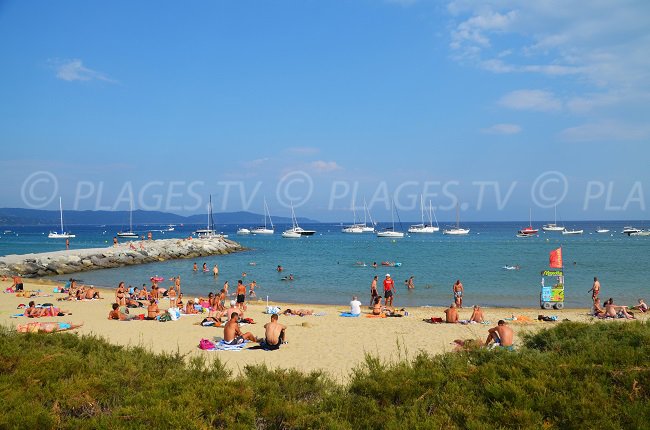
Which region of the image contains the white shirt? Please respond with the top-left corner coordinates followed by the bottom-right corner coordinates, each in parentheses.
top-left (350, 300), bottom-right (362, 315)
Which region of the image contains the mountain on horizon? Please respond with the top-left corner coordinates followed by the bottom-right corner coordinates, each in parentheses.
top-left (0, 208), bottom-right (318, 226)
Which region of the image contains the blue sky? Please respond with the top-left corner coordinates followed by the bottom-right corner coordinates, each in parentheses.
top-left (1, 0), bottom-right (649, 222)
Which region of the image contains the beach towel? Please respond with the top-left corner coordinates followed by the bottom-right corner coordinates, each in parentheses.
top-left (424, 317), bottom-right (444, 324)
top-left (339, 312), bottom-right (360, 317)
top-left (365, 314), bottom-right (386, 318)
top-left (210, 340), bottom-right (249, 351)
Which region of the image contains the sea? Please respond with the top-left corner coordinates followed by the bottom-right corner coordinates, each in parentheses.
top-left (1, 221), bottom-right (648, 309)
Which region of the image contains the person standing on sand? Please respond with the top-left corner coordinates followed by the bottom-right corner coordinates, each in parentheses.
top-left (174, 276), bottom-right (182, 297)
top-left (236, 280), bottom-right (247, 311)
top-left (444, 303), bottom-right (459, 323)
top-left (485, 320), bottom-right (514, 349)
top-left (223, 312), bottom-right (257, 345)
top-left (263, 314), bottom-right (287, 349)
top-left (453, 280), bottom-right (464, 308)
top-left (115, 282), bottom-right (127, 306)
top-left (383, 274), bottom-right (395, 308)
top-left (370, 276), bottom-right (379, 307)
top-left (588, 277), bottom-right (601, 303)
top-left (11, 275), bottom-right (23, 292)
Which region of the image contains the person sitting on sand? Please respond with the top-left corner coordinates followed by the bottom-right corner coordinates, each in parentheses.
top-left (85, 285), bottom-right (100, 300)
top-left (263, 314), bottom-right (287, 349)
top-left (592, 297), bottom-right (606, 317)
top-left (146, 299), bottom-right (162, 320)
top-left (24, 301), bottom-right (44, 318)
top-left (372, 296), bottom-right (383, 315)
top-left (225, 300), bottom-right (242, 320)
top-left (485, 320), bottom-right (514, 349)
top-left (444, 303), bottom-right (459, 323)
top-left (115, 282), bottom-right (127, 306)
top-left (631, 299), bottom-right (648, 313)
top-left (283, 308), bottom-right (313, 317)
top-left (138, 285), bottom-right (148, 300)
top-left (17, 321), bottom-right (83, 333)
top-left (223, 312), bottom-right (257, 345)
top-left (185, 299), bottom-right (199, 315)
top-left (108, 303), bottom-right (128, 320)
top-left (350, 296), bottom-right (362, 316)
top-left (469, 305), bottom-right (484, 323)
top-left (604, 298), bottom-right (634, 319)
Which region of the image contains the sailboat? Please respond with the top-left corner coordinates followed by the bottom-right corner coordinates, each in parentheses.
top-left (342, 200), bottom-right (363, 233)
top-left (282, 202), bottom-right (316, 237)
top-left (517, 208), bottom-right (538, 237)
top-left (250, 198), bottom-right (275, 235)
top-left (376, 201), bottom-right (405, 238)
top-left (443, 204), bottom-right (470, 235)
top-left (194, 195), bottom-right (223, 238)
top-left (360, 199), bottom-right (376, 232)
top-left (48, 197), bottom-right (76, 238)
top-left (408, 197), bottom-right (439, 233)
top-left (542, 205), bottom-right (565, 232)
top-left (117, 199), bottom-right (138, 238)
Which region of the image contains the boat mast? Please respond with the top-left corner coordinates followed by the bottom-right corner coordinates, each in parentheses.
top-left (420, 195), bottom-right (425, 225)
top-left (59, 197), bottom-right (64, 233)
top-left (129, 199), bottom-right (133, 232)
top-left (429, 200), bottom-right (438, 227)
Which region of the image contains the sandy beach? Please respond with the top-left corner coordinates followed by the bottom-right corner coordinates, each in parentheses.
top-left (2, 278), bottom-right (646, 381)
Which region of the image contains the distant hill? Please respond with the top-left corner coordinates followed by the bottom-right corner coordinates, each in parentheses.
top-left (0, 208), bottom-right (318, 226)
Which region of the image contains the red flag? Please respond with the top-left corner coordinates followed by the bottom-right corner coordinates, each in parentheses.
top-left (549, 247), bottom-right (563, 268)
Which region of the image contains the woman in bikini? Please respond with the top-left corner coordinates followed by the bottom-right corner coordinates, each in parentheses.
top-left (115, 282), bottom-right (127, 306)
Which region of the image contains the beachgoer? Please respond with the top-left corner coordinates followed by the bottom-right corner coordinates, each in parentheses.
top-left (115, 282), bottom-right (127, 306)
top-left (202, 263), bottom-right (208, 272)
top-left (282, 308), bottom-right (313, 316)
top-left (383, 274), bottom-right (395, 308)
top-left (604, 298), bottom-right (634, 319)
top-left (485, 320), bottom-right (514, 348)
top-left (277, 265), bottom-right (283, 272)
top-left (263, 314), bottom-right (287, 349)
top-left (236, 280), bottom-right (247, 311)
top-left (453, 280), bottom-right (464, 308)
top-left (632, 299), bottom-right (648, 313)
top-left (113, 237), bottom-right (118, 247)
top-left (17, 321), bottom-right (83, 333)
top-left (193, 262), bottom-right (198, 272)
top-left (146, 299), bottom-right (161, 320)
top-left (223, 312), bottom-right (257, 345)
top-left (213, 264), bottom-right (219, 277)
top-left (65, 238), bottom-right (69, 250)
top-left (11, 275), bottom-right (24, 292)
top-left (248, 281), bottom-right (257, 298)
top-left (372, 296), bottom-right (382, 315)
top-left (370, 276), bottom-right (379, 307)
top-left (444, 303), bottom-right (459, 323)
top-left (185, 300), bottom-right (199, 314)
top-left (225, 300), bottom-right (242, 320)
top-left (174, 276), bottom-right (181, 296)
top-left (405, 276), bottom-right (415, 290)
top-left (372, 262), bottom-right (377, 269)
top-left (147, 232), bottom-right (152, 240)
top-left (84, 285), bottom-right (100, 300)
top-left (168, 285), bottom-right (177, 308)
top-left (588, 277), bottom-right (601, 302)
top-left (108, 303), bottom-right (129, 320)
top-left (469, 305), bottom-right (484, 323)
top-left (593, 298), bottom-right (606, 317)
top-left (350, 296), bottom-right (362, 315)
top-left (223, 281), bottom-right (229, 296)
top-left (24, 301), bottom-right (44, 318)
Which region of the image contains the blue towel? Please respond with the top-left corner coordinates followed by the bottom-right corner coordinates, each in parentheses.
top-left (339, 312), bottom-right (360, 317)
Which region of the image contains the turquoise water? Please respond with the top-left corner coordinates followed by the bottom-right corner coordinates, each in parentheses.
top-left (1, 222), bottom-right (649, 308)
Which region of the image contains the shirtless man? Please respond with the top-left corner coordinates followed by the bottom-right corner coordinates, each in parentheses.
top-left (213, 264), bottom-right (219, 277)
top-left (24, 301), bottom-right (44, 317)
top-left (453, 280), bottom-right (464, 308)
top-left (236, 280), bottom-right (247, 311)
top-left (248, 280), bottom-right (258, 298)
top-left (223, 312), bottom-right (257, 345)
top-left (604, 298), bottom-right (634, 319)
top-left (263, 314), bottom-right (287, 349)
top-left (146, 299), bottom-right (161, 320)
top-left (11, 275), bottom-right (24, 291)
top-left (444, 303), bottom-right (459, 323)
top-left (115, 282), bottom-right (127, 306)
top-left (108, 303), bottom-right (129, 321)
top-left (588, 277), bottom-right (601, 302)
top-left (84, 285), bottom-right (100, 300)
top-left (225, 300), bottom-right (242, 320)
top-left (138, 285), bottom-right (148, 300)
top-left (485, 320), bottom-right (514, 349)
top-left (469, 305), bottom-right (484, 323)
top-left (369, 276), bottom-right (379, 307)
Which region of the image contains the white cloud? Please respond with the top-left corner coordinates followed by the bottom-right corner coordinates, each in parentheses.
top-left (310, 160), bottom-right (342, 173)
top-left (498, 90), bottom-right (562, 112)
top-left (50, 58), bottom-right (116, 83)
top-left (481, 123), bottom-right (522, 135)
top-left (559, 121), bottom-right (650, 142)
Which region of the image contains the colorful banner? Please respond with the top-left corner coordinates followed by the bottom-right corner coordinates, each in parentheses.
top-left (549, 247), bottom-right (563, 268)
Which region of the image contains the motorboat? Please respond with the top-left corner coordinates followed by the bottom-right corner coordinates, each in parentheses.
top-left (622, 226), bottom-right (642, 236)
top-left (250, 198), bottom-right (275, 235)
top-left (48, 197), bottom-right (76, 239)
top-left (117, 199), bottom-right (138, 238)
top-left (408, 197), bottom-right (439, 233)
top-left (562, 228), bottom-right (584, 235)
top-left (281, 230), bottom-right (301, 238)
top-left (542, 205), bottom-right (565, 232)
top-left (630, 230), bottom-right (650, 236)
top-left (194, 195), bottom-right (223, 238)
top-left (376, 200), bottom-right (404, 238)
top-left (443, 203), bottom-right (470, 235)
top-left (283, 202), bottom-right (315, 238)
top-left (595, 227), bottom-right (610, 234)
top-left (236, 228), bottom-right (251, 235)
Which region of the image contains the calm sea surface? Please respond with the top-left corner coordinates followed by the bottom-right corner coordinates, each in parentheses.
top-left (1, 221), bottom-right (648, 308)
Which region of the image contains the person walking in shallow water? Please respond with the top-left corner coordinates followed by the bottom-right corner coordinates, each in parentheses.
top-left (588, 277), bottom-right (601, 303)
top-left (453, 280), bottom-right (464, 308)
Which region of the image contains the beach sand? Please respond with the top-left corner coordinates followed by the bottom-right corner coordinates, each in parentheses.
top-left (2, 279), bottom-right (645, 381)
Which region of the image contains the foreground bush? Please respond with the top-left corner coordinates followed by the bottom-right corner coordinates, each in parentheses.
top-left (1, 321), bottom-right (648, 429)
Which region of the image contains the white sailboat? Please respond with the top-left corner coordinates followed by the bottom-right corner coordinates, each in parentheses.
top-left (282, 202), bottom-right (315, 237)
top-left (48, 197), bottom-right (76, 239)
top-left (377, 201), bottom-right (405, 238)
top-left (117, 199), bottom-right (138, 238)
top-left (360, 199), bottom-right (376, 232)
top-left (342, 200), bottom-right (363, 233)
top-left (250, 198), bottom-right (275, 235)
top-left (194, 195), bottom-right (223, 238)
top-left (443, 204), bottom-right (470, 235)
top-left (408, 197), bottom-right (439, 233)
top-left (542, 205), bottom-right (565, 232)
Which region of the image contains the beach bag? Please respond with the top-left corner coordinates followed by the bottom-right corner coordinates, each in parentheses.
top-left (265, 306), bottom-right (281, 315)
top-left (168, 307), bottom-right (180, 321)
top-left (159, 313), bottom-right (171, 322)
top-left (199, 339), bottom-right (215, 350)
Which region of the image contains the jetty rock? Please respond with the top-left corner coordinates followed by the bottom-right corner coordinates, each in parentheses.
top-left (0, 237), bottom-right (244, 278)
